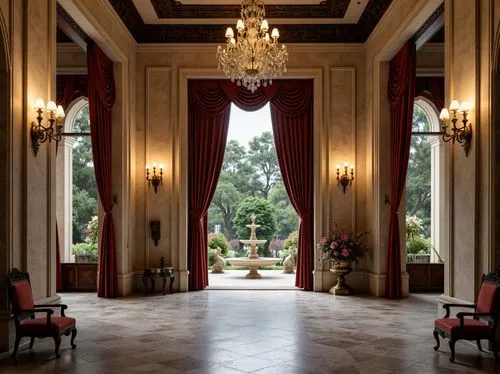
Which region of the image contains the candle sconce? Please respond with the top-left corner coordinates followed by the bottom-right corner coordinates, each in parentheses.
top-left (31, 98), bottom-right (65, 156)
top-left (439, 100), bottom-right (473, 157)
top-left (146, 162), bottom-right (163, 193)
top-left (336, 162), bottom-right (355, 193)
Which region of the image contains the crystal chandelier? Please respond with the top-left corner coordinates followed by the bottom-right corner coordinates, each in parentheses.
top-left (217, 0), bottom-right (288, 93)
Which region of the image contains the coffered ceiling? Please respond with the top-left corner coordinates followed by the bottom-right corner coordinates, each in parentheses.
top-left (107, 0), bottom-right (394, 43)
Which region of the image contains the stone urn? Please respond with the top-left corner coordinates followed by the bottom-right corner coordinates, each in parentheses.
top-left (329, 261), bottom-right (352, 295)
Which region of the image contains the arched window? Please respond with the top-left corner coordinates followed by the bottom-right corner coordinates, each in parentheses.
top-left (406, 99), bottom-right (447, 264)
top-left (56, 98), bottom-right (98, 263)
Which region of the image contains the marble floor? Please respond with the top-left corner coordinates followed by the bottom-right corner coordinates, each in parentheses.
top-left (0, 292), bottom-right (498, 373)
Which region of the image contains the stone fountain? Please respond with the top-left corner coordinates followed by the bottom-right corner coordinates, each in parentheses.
top-left (226, 215), bottom-right (281, 279)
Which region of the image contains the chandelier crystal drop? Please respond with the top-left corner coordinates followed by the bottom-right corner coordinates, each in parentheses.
top-left (216, 0), bottom-right (288, 93)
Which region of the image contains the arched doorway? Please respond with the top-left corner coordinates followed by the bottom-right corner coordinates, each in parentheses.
top-left (0, 8), bottom-right (11, 351)
top-left (56, 98), bottom-right (98, 268)
top-left (405, 98), bottom-right (447, 292)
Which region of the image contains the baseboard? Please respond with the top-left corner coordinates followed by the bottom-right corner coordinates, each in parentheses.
top-left (117, 272), bottom-right (136, 296)
top-left (367, 272), bottom-right (409, 297)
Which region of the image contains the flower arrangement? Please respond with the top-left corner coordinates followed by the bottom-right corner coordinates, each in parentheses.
top-left (318, 226), bottom-right (368, 264)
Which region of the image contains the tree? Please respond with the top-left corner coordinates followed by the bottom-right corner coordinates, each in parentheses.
top-left (72, 104), bottom-right (98, 243)
top-left (406, 104), bottom-right (432, 237)
top-left (210, 181), bottom-right (242, 239)
top-left (219, 140), bottom-right (257, 196)
top-left (233, 197), bottom-right (276, 241)
top-left (248, 132), bottom-right (280, 198)
top-left (72, 186), bottom-right (97, 243)
top-left (268, 182), bottom-right (298, 239)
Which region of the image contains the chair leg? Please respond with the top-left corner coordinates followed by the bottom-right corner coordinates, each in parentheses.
top-left (449, 339), bottom-right (456, 363)
top-left (29, 337), bottom-right (35, 349)
top-left (70, 328), bottom-right (77, 349)
top-left (12, 335), bottom-right (21, 358)
top-left (433, 329), bottom-right (440, 351)
top-left (54, 336), bottom-right (61, 359)
top-left (476, 339), bottom-right (483, 352)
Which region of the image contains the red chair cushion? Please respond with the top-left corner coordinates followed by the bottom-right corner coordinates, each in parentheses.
top-left (476, 282), bottom-right (500, 313)
top-left (11, 280), bottom-right (34, 311)
top-left (19, 317), bottom-right (75, 335)
top-left (435, 318), bottom-right (491, 338)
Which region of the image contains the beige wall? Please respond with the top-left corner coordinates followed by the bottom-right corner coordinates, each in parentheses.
top-left (134, 45), bottom-right (368, 292)
top-left (0, 0), bottom-right (59, 352)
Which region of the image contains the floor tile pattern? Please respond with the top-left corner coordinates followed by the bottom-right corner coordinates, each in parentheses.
top-left (0, 292), bottom-right (498, 373)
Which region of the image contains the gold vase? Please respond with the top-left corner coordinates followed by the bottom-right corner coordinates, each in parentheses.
top-left (329, 261), bottom-right (352, 295)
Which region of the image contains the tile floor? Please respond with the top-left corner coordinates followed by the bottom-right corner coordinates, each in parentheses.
top-left (0, 291), bottom-right (498, 373)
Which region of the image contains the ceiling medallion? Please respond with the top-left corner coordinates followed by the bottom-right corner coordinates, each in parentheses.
top-left (216, 0), bottom-right (289, 93)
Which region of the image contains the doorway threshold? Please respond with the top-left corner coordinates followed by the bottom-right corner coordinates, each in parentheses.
top-left (207, 270), bottom-right (296, 290)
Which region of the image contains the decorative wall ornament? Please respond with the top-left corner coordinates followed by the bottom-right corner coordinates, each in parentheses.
top-left (146, 162), bottom-right (163, 193)
top-left (336, 161), bottom-right (355, 193)
top-left (31, 98), bottom-right (65, 156)
top-left (217, 0), bottom-right (288, 92)
top-left (439, 100), bottom-right (473, 156)
top-left (150, 220), bottom-right (161, 246)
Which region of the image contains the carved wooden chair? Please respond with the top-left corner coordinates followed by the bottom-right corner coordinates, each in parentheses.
top-left (433, 270), bottom-right (500, 363)
top-left (7, 268), bottom-right (77, 358)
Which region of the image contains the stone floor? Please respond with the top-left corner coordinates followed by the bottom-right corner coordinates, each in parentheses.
top-left (208, 270), bottom-right (295, 289)
top-left (0, 292), bottom-right (498, 373)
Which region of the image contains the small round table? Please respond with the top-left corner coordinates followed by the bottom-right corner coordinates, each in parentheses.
top-left (142, 267), bottom-right (175, 295)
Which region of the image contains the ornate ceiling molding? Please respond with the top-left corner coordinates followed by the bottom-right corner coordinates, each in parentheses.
top-left (57, 4), bottom-right (90, 44)
top-left (150, 0), bottom-right (350, 19)
top-left (108, 0), bottom-right (394, 43)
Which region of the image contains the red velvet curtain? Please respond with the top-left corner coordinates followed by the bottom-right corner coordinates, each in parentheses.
top-left (386, 41), bottom-right (416, 298)
top-left (415, 76), bottom-right (444, 111)
top-left (188, 80), bottom-right (314, 291)
top-left (56, 75), bottom-right (88, 110)
top-left (269, 81), bottom-right (314, 290)
top-left (56, 222), bottom-right (62, 292)
top-left (188, 81), bottom-right (232, 291)
top-left (87, 40), bottom-right (117, 298)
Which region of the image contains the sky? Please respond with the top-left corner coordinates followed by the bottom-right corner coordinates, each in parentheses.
top-left (227, 103), bottom-right (272, 148)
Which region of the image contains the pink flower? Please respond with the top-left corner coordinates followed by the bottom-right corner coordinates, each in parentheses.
top-left (342, 249), bottom-right (349, 257)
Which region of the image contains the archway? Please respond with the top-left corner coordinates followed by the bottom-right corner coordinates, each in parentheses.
top-left (0, 8), bottom-right (10, 351)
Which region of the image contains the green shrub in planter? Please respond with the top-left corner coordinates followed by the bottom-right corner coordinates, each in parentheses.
top-left (72, 242), bottom-right (98, 263)
top-left (406, 236), bottom-right (431, 255)
top-left (207, 233), bottom-right (229, 266)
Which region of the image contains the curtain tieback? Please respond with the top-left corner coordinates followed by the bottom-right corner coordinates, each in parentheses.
top-left (300, 211), bottom-right (313, 220)
top-left (189, 210), bottom-right (204, 220)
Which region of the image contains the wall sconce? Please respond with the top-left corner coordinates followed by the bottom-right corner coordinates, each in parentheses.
top-left (146, 162), bottom-right (163, 193)
top-left (439, 100), bottom-right (473, 157)
top-left (150, 220), bottom-right (160, 246)
top-left (31, 98), bottom-right (65, 156)
top-left (336, 161), bottom-right (355, 193)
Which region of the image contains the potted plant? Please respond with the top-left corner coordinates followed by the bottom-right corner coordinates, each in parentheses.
top-left (318, 226), bottom-right (368, 295)
top-left (72, 216), bottom-right (98, 263)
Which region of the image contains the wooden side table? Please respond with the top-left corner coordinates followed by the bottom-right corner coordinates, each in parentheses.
top-left (142, 267), bottom-right (175, 295)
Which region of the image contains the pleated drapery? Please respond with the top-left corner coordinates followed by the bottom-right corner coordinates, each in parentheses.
top-left (188, 80), bottom-right (314, 291)
top-left (87, 40), bottom-right (117, 298)
top-left (188, 81), bottom-right (232, 291)
top-left (385, 41), bottom-right (416, 299)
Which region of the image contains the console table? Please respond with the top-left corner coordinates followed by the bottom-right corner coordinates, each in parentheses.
top-left (142, 267), bottom-right (175, 295)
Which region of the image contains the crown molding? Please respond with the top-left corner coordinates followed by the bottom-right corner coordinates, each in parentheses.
top-left (137, 42), bottom-right (365, 54)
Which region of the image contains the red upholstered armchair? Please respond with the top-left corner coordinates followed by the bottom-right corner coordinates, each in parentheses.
top-left (433, 271), bottom-right (500, 363)
top-left (7, 268), bottom-right (77, 358)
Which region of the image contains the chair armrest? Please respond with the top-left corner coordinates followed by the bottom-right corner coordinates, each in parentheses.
top-left (19, 308), bottom-right (53, 327)
top-left (442, 303), bottom-right (476, 318)
top-left (34, 304), bottom-right (68, 316)
top-left (456, 312), bottom-right (497, 327)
